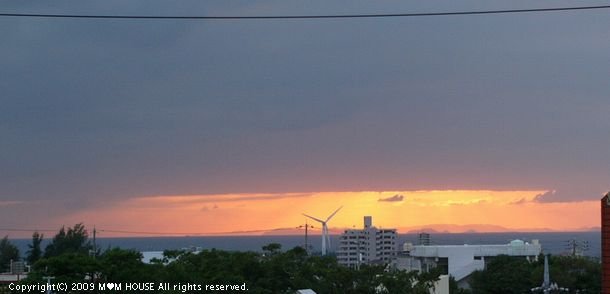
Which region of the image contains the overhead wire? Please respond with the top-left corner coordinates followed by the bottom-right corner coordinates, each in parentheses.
top-left (0, 226), bottom-right (322, 236)
top-left (1, 4), bottom-right (610, 20)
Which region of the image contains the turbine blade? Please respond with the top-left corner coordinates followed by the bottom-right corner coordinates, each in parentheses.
top-left (325, 206), bottom-right (343, 222)
top-left (302, 213), bottom-right (325, 223)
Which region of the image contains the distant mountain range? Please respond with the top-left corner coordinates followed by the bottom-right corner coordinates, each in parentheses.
top-left (261, 224), bottom-right (600, 235)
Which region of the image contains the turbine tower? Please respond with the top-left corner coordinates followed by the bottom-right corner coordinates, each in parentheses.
top-left (302, 206), bottom-right (342, 256)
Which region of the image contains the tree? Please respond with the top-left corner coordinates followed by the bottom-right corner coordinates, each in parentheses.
top-left (32, 253), bottom-right (99, 284)
top-left (377, 268), bottom-right (439, 294)
top-left (23, 241), bottom-right (438, 293)
top-left (262, 243), bottom-right (282, 256)
top-left (530, 255), bottom-right (601, 292)
top-left (469, 255), bottom-right (535, 294)
top-left (27, 231), bottom-right (44, 265)
top-left (449, 276), bottom-right (471, 294)
top-left (468, 254), bottom-right (601, 293)
top-left (100, 248), bottom-right (151, 282)
top-left (0, 236), bottom-right (20, 272)
top-left (44, 223), bottom-right (92, 258)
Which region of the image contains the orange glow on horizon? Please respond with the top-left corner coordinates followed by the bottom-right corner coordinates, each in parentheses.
top-left (57, 190), bottom-right (599, 237)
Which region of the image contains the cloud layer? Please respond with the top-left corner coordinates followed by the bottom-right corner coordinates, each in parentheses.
top-left (1, 1), bottom-right (609, 228)
top-left (378, 194), bottom-right (404, 202)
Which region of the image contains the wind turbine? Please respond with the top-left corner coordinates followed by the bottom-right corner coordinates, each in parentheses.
top-left (302, 206), bottom-right (342, 256)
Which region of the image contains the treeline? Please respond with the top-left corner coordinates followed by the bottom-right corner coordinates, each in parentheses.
top-left (0, 224), bottom-right (90, 273)
top-left (453, 254), bottom-right (601, 293)
top-left (4, 225), bottom-right (600, 293)
top-left (1, 224), bottom-right (439, 293)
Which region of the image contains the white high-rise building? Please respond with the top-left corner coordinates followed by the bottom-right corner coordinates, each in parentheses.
top-left (336, 216), bottom-right (397, 268)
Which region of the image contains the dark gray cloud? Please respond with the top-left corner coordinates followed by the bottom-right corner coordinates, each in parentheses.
top-left (2, 0), bottom-right (610, 227)
top-left (200, 204), bottom-right (219, 212)
top-left (378, 194), bottom-right (404, 202)
top-left (533, 188), bottom-right (607, 203)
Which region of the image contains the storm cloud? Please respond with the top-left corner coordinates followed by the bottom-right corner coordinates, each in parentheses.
top-left (1, 0), bottom-right (610, 228)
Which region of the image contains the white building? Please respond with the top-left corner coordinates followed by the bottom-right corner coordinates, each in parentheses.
top-left (141, 251), bottom-right (165, 264)
top-left (141, 246), bottom-right (202, 264)
top-left (393, 239), bottom-right (541, 288)
top-left (337, 216), bottom-right (397, 268)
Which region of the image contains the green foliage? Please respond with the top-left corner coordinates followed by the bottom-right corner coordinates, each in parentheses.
top-left (21, 226), bottom-right (602, 294)
top-left (449, 276), bottom-right (471, 294)
top-left (32, 253), bottom-right (99, 284)
top-left (469, 254), bottom-right (601, 293)
top-left (44, 223), bottom-right (92, 258)
top-left (162, 249), bottom-right (185, 260)
top-left (262, 243), bottom-right (282, 255)
top-left (470, 255), bottom-right (535, 294)
top-left (26, 231), bottom-right (44, 265)
top-left (100, 248), bottom-right (156, 283)
top-left (24, 228), bottom-right (438, 294)
top-left (377, 268), bottom-right (438, 294)
top-left (531, 255), bottom-right (601, 292)
top-left (0, 236), bottom-right (20, 272)
top-left (26, 248), bottom-right (157, 286)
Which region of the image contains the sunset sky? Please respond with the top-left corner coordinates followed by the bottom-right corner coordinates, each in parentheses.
top-left (58, 190), bottom-right (601, 237)
top-left (1, 1), bottom-right (609, 238)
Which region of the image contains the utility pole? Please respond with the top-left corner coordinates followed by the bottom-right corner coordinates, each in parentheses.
top-left (43, 276), bottom-right (55, 294)
top-left (297, 220), bottom-right (314, 254)
top-left (92, 225), bottom-right (97, 258)
top-left (565, 239), bottom-right (589, 256)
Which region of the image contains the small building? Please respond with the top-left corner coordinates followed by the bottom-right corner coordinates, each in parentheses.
top-left (392, 239), bottom-right (541, 289)
top-left (141, 246), bottom-right (202, 264)
top-left (0, 274), bottom-right (27, 284)
top-left (0, 260), bottom-right (29, 284)
top-left (336, 216), bottom-right (397, 268)
top-left (141, 251), bottom-right (165, 264)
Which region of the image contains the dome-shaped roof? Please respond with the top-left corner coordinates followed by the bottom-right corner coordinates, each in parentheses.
top-left (510, 239), bottom-right (525, 246)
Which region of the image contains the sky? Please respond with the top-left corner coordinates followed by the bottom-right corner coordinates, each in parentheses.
top-left (1, 0), bottom-right (609, 237)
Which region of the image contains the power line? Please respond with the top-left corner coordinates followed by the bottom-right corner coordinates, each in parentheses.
top-left (98, 227), bottom-right (322, 236)
top-left (98, 228), bottom-right (295, 236)
top-left (0, 228), bottom-right (60, 233)
top-left (1, 5), bottom-right (610, 20)
top-left (1, 226), bottom-right (322, 236)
